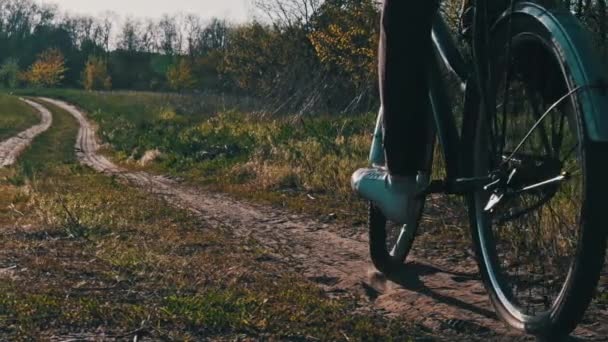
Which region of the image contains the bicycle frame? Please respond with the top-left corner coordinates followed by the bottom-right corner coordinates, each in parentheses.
top-left (428, 15), bottom-right (473, 183)
top-left (368, 13), bottom-right (480, 193)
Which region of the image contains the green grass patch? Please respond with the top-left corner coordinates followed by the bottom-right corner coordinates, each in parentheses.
top-left (0, 287), bottom-right (62, 330)
top-left (17, 89), bottom-right (374, 224)
top-left (16, 99), bottom-right (78, 176)
top-left (0, 93), bottom-right (40, 141)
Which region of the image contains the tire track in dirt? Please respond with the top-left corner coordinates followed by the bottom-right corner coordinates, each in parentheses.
top-left (0, 98), bottom-right (53, 167)
top-left (39, 97), bottom-right (607, 341)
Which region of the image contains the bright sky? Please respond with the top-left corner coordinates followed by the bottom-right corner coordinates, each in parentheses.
top-left (44, 0), bottom-right (252, 22)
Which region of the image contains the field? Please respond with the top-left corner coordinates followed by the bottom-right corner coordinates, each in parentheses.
top-left (1, 0), bottom-right (607, 338)
top-left (0, 90), bottom-right (606, 340)
top-left (0, 95), bottom-right (423, 340)
top-left (20, 89), bottom-right (374, 226)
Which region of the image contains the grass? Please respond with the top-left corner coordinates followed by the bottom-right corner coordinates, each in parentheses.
top-left (18, 89), bottom-right (374, 225)
top-left (18, 100), bottom-right (78, 174)
top-left (13, 89), bottom-right (604, 330)
top-left (0, 94), bottom-right (423, 339)
top-left (0, 94), bottom-right (40, 141)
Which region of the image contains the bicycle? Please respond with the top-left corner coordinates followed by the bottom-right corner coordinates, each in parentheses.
top-left (366, 0), bottom-right (608, 338)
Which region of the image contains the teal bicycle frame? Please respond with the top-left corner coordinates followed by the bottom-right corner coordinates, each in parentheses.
top-left (369, 1), bottom-right (608, 194)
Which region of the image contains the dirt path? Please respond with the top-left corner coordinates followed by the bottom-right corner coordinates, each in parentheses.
top-left (39, 97), bottom-right (607, 341)
top-left (0, 99), bottom-right (52, 167)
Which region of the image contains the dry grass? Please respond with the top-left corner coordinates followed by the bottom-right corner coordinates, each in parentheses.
top-left (15, 89), bottom-right (376, 226)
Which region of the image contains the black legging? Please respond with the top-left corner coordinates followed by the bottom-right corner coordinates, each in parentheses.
top-left (380, 0), bottom-right (438, 176)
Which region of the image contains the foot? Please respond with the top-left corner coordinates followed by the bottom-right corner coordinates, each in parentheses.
top-left (351, 168), bottom-right (425, 224)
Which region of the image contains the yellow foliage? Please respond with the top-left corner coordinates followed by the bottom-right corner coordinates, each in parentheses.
top-left (83, 56), bottom-right (112, 91)
top-left (166, 59), bottom-right (197, 91)
top-left (159, 107), bottom-right (177, 121)
top-left (308, 0), bottom-right (378, 86)
top-left (22, 48), bottom-right (67, 87)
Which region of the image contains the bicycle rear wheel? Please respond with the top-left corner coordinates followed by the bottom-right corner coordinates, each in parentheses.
top-left (468, 6), bottom-right (608, 337)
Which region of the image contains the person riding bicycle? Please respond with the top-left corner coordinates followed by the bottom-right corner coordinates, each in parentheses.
top-left (352, 0), bottom-right (496, 224)
top-left (352, 0), bottom-right (608, 337)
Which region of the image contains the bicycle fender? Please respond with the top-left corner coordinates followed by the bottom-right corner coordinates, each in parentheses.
top-left (495, 2), bottom-right (608, 142)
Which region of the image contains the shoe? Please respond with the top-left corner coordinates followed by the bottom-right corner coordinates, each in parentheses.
top-left (351, 168), bottom-right (424, 224)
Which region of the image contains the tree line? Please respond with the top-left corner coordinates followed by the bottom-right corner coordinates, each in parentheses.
top-left (0, 0), bottom-right (605, 113)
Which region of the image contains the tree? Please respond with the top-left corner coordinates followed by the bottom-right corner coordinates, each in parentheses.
top-left (82, 55), bottom-right (111, 90)
top-left (184, 14), bottom-right (202, 58)
top-left (98, 12), bottom-right (114, 53)
top-left (22, 48), bottom-right (67, 87)
top-left (158, 15), bottom-right (182, 56)
top-left (166, 58), bottom-right (196, 91)
top-left (253, 0), bottom-right (322, 30)
top-left (117, 18), bottom-right (142, 52)
top-left (222, 22), bottom-right (280, 92)
top-left (308, 0), bottom-right (379, 87)
top-left (0, 58), bottom-right (20, 88)
top-left (198, 18), bottom-right (229, 54)
top-left (140, 19), bottom-right (159, 53)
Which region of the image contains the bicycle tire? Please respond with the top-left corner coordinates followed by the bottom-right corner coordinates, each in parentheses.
top-left (467, 2), bottom-right (608, 337)
top-left (369, 129), bottom-right (435, 275)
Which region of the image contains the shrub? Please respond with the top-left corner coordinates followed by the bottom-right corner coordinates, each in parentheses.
top-left (0, 58), bottom-right (20, 88)
top-left (82, 56), bottom-right (112, 91)
top-left (166, 58), bottom-right (197, 91)
top-left (21, 48), bottom-right (67, 88)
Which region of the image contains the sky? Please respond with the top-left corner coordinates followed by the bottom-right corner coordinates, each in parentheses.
top-left (44, 0), bottom-right (252, 22)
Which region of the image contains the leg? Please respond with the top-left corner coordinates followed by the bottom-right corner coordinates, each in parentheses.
top-left (351, 0), bottom-right (437, 224)
top-left (379, 0), bottom-right (437, 176)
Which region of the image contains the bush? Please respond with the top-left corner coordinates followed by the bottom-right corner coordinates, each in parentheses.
top-left (0, 58), bottom-right (20, 88)
top-left (82, 56), bottom-right (112, 91)
top-left (21, 48), bottom-right (67, 88)
top-left (166, 58), bottom-right (197, 91)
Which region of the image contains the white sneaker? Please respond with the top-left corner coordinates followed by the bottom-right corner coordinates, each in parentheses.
top-left (351, 168), bottom-right (426, 224)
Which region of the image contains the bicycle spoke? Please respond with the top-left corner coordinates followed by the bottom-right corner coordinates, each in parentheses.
top-left (560, 142), bottom-right (579, 165)
top-left (525, 84), bottom-right (553, 156)
top-left (487, 105), bottom-right (500, 160)
top-left (499, 68), bottom-right (513, 155)
top-left (503, 85), bottom-right (587, 166)
top-left (553, 108), bottom-right (568, 156)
